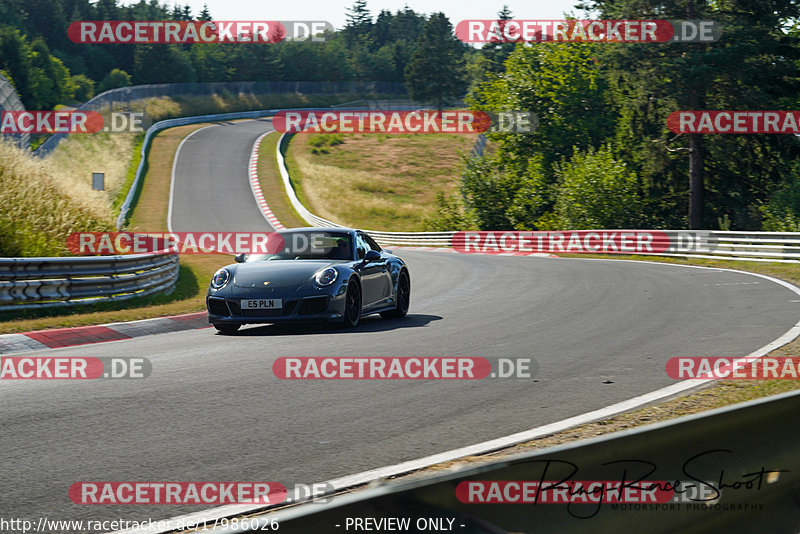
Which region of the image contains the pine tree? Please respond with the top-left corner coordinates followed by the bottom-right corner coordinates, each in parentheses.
top-left (198, 4), bottom-right (212, 21)
top-left (404, 13), bottom-right (465, 109)
top-left (482, 5), bottom-right (516, 73)
top-left (344, 0), bottom-right (372, 44)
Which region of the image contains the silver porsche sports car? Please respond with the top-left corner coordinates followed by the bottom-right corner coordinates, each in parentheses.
top-left (206, 228), bottom-right (410, 334)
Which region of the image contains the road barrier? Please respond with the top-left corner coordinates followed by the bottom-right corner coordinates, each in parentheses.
top-left (0, 253), bottom-right (178, 311)
top-left (214, 389), bottom-right (800, 533)
top-left (129, 388), bottom-right (800, 534)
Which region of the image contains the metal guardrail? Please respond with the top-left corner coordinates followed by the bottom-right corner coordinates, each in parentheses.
top-left (213, 388), bottom-right (800, 534)
top-left (651, 230), bottom-right (800, 262)
top-left (0, 253), bottom-right (178, 311)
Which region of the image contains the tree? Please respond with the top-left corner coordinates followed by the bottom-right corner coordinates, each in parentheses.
top-left (459, 42), bottom-right (615, 229)
top-left (0, 27), bottom-right (35, 108)
top-left (97, 68), bottom-right (131, 92)
top-left (29, 38), bottom-right (71, 108)
top-left (760, 169), bottom-right (800, 231)
top-left (589, 0), bottom-right (800, 229)
top-left (95, 0), bottom-right (119, 20)
top-left (371, 9), bottom-right (393, 48)
top-left (554, 145), bottom-right (650, 229)
top-left (460, 154), bottom-right (551, 230)
top-left (344, 0), bottom-right (372, 44)
top-left (191, 44), bottom-right (233, 82)
top-left (404, 13), bottom-right (465, 109)
top-left (22, 0), bottom-right (69, 52)
top-left (481, 5), bottom-right (516, 73)
top-left (133, 44), bottom-right (195, 83)
top-left (198, 4), bottom-right (212, 21)
top-left (70, 73), bottom-right (95, 101)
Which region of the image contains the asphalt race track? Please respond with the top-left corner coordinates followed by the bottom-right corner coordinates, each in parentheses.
top-left (169, 119), bottom-right (278, 232)
top-left (2, 119), bottom-right (799, 529)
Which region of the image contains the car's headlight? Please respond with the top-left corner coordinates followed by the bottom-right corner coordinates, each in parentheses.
top-left (315, 267), bottom-right (338, 286)
top-left (211, 268), bottom-right (231, 289)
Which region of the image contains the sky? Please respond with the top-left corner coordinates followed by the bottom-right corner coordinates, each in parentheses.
top-left (120, 0), bottom-right (590, 30)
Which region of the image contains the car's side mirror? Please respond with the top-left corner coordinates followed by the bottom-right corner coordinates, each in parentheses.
top-left (234, 253), bottom-right (246, 263)
top-left (364, 250), bottom-right (381, 262)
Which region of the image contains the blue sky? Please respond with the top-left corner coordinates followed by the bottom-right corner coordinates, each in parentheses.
top-left (121, 0), bottom-right (589, 29)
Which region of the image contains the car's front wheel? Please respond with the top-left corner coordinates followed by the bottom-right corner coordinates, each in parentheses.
top-left (213, 323), bottom-right (240, 335)
top-left (381, 269), bottom-right (410, 319)
top-left (342, 280), bottom-right (362, 328)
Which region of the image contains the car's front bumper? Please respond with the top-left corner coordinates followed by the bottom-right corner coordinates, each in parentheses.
top-left (206, 293), bottom-right (345, 324)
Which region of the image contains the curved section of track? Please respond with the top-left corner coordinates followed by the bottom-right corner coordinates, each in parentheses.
top-left (169, 118), bottom-right (277, 232)
top-left (2, 119), bottom-right (799, 528)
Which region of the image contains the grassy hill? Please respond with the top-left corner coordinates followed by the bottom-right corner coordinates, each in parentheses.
top-left (285, 132), bottom-right (479, 231)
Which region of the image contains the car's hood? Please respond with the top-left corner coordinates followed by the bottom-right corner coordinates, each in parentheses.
top-left (232, 260), bottom-right (342, 288)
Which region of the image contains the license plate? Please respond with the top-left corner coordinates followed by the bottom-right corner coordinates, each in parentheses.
top-left (241, 298), bottom-right (282, 310)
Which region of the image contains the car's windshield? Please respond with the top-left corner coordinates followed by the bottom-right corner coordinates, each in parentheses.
top-left (246, 231), bottom-right (353, 261)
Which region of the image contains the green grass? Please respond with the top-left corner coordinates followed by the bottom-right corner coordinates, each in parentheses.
top-left (112, 133), bottom-right (145, 214)
top-left (0, 141), bottom-right (114, 257)
top-left (284, 132), bottom-right (478, 231)
top-left (257, 132), bottom-right (307, 228)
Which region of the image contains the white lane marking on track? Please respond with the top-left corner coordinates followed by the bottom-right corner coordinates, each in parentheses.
top-left (167, 124), bottom-right (218, 233)
top-left (703, 281), bottom-right (760, 286)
